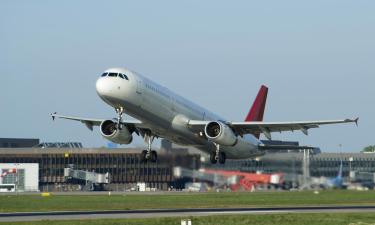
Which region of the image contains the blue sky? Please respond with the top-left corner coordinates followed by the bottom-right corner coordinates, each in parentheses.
top-left (0, 1), bottom-right (374, 152)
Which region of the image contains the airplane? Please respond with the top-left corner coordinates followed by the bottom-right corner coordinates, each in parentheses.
top-left (310, 160), bottom-right (344, 189)
top-left (51, 67), bottom-right (358, 164)
top-left (327, 160), bottom-right (344, 188)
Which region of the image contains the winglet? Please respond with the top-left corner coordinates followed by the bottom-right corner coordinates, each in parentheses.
top-left (354, 117), bottom-right (359, 126)
top-left (51, 112), bottom-right (57, 121)
top-left (345, 117), bottom-right (359, 126)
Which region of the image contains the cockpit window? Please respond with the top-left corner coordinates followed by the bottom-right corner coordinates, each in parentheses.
top-left (102, 72), bottom-right (129, 80)
top-left (118, 73), bottom-right (129, 80)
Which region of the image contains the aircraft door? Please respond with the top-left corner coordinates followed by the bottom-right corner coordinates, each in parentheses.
top-left (135, 79), bottom-right (143, 108)
top-left (170, 96), bottom-right (176, 112)
top-left (136, 79), bottom-right (142, 94)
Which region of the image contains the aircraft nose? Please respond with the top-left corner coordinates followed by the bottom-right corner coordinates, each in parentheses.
top-left (96, 77), bottom-right (113, 98)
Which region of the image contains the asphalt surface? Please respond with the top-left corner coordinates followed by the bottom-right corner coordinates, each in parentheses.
top-left (1, 206), bottom-right (375, 222)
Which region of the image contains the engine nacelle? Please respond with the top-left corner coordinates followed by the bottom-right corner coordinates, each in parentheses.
top-left (100, 120), bottom-right (133, 144)
top-left (204, 121), bottom-right (237, 146)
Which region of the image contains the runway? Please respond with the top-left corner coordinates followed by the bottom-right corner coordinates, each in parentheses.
top-left (1, 206), bottom-right (375, 222)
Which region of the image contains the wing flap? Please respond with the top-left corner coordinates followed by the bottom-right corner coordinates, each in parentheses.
top-left (258, 144), bottom-right (316, 151)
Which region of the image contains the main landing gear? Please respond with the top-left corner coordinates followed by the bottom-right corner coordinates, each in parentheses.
top-left (210, 143), bottom-right (226, 164)
top-left (115, 107), bottom-right (124, 130)
top-left (140, 133), bottom-right (157, 163)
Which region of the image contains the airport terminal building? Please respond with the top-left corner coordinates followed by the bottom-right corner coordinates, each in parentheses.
top-left (0, 138), bottom-right (374, 191)
top-left (0, 147), bottom-right (200, 192)
top-left (205, 151), bottom-right (375, 189)
top-left (211, 152), bottom-right (375, 177)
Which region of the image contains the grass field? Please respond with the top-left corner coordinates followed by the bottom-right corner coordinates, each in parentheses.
top-left (1, 190), bottom-right (375, 212)
top-left (1, 213), bottom-right (375, 225)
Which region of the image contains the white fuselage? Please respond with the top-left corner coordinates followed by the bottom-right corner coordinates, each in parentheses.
top-left (96, 68), bottom-right (263, 159)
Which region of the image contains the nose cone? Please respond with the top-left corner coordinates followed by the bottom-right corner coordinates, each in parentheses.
top-left (96, 77), bottom-right (122, 108)
top-left (96, 77), bottom-right (113, 98)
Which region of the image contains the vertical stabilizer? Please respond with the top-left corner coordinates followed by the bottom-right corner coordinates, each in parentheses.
top-left (337, 160), bottom-right (343, 178)
top-left (245, 85), bottom-right (268, 138)
top-left (245, 85), bottom-right (268, 122)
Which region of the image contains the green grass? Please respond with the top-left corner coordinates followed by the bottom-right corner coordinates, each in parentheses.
top-left (2, 213), bottom-right (375, 225)
top-left (1, 190), bottom-right (375, 213)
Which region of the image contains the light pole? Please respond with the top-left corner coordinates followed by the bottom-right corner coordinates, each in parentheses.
top-left (349, 157), bottom-right (354, 182)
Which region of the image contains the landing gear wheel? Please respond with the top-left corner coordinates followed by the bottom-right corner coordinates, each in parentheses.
top-left (140, 150), bottom-right (148, 163)
top-left (218, 152), bottom-right (226, 164)
top-left (141, 132), bottom-right (157, 163)
top-left (210, 152), bottom-right (217, 164)
top-left (150, 150), bottom-right (157, 163)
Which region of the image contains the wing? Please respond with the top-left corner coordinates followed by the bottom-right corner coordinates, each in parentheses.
top-left (51, 112), bottom-right (146, 131)
top-left (188, 118), bottom-right (358, 140)
top-left (258, 144), bottom-right (316, 150)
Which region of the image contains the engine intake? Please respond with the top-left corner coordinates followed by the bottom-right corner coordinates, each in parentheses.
top-left (100, 120), bottom-right (133, 144)
top-left (204, 121), bottom-right (237, 146)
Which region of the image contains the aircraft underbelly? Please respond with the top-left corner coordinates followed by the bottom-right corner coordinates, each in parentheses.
top-left (122, 79), bottom-right (262, 160)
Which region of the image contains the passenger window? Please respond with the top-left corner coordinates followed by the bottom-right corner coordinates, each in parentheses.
top-left (108, 73), bottom-right (118, 77)
top-left (101, 73), bottom-right (108, 77)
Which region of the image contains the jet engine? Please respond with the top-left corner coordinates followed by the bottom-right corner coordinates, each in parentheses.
top-left (204, 121), bottom-right (237, 146)
top-left (100, 120), bottom-right (133, 144)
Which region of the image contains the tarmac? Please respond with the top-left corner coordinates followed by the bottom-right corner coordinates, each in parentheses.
top-left (1, 206), bottom-right (375, 222)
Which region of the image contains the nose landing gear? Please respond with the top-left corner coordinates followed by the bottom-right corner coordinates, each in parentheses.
top-left (115, 107), bottom-right (124, 130)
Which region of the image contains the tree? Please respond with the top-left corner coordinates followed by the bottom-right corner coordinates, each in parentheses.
top-left (362, 145), bottom-right (375, 153)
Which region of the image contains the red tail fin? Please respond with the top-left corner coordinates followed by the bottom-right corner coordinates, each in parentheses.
top-left (245, 85), bottom-right (268, 138)
top-left (245, 85), bottom-right (268, 122)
